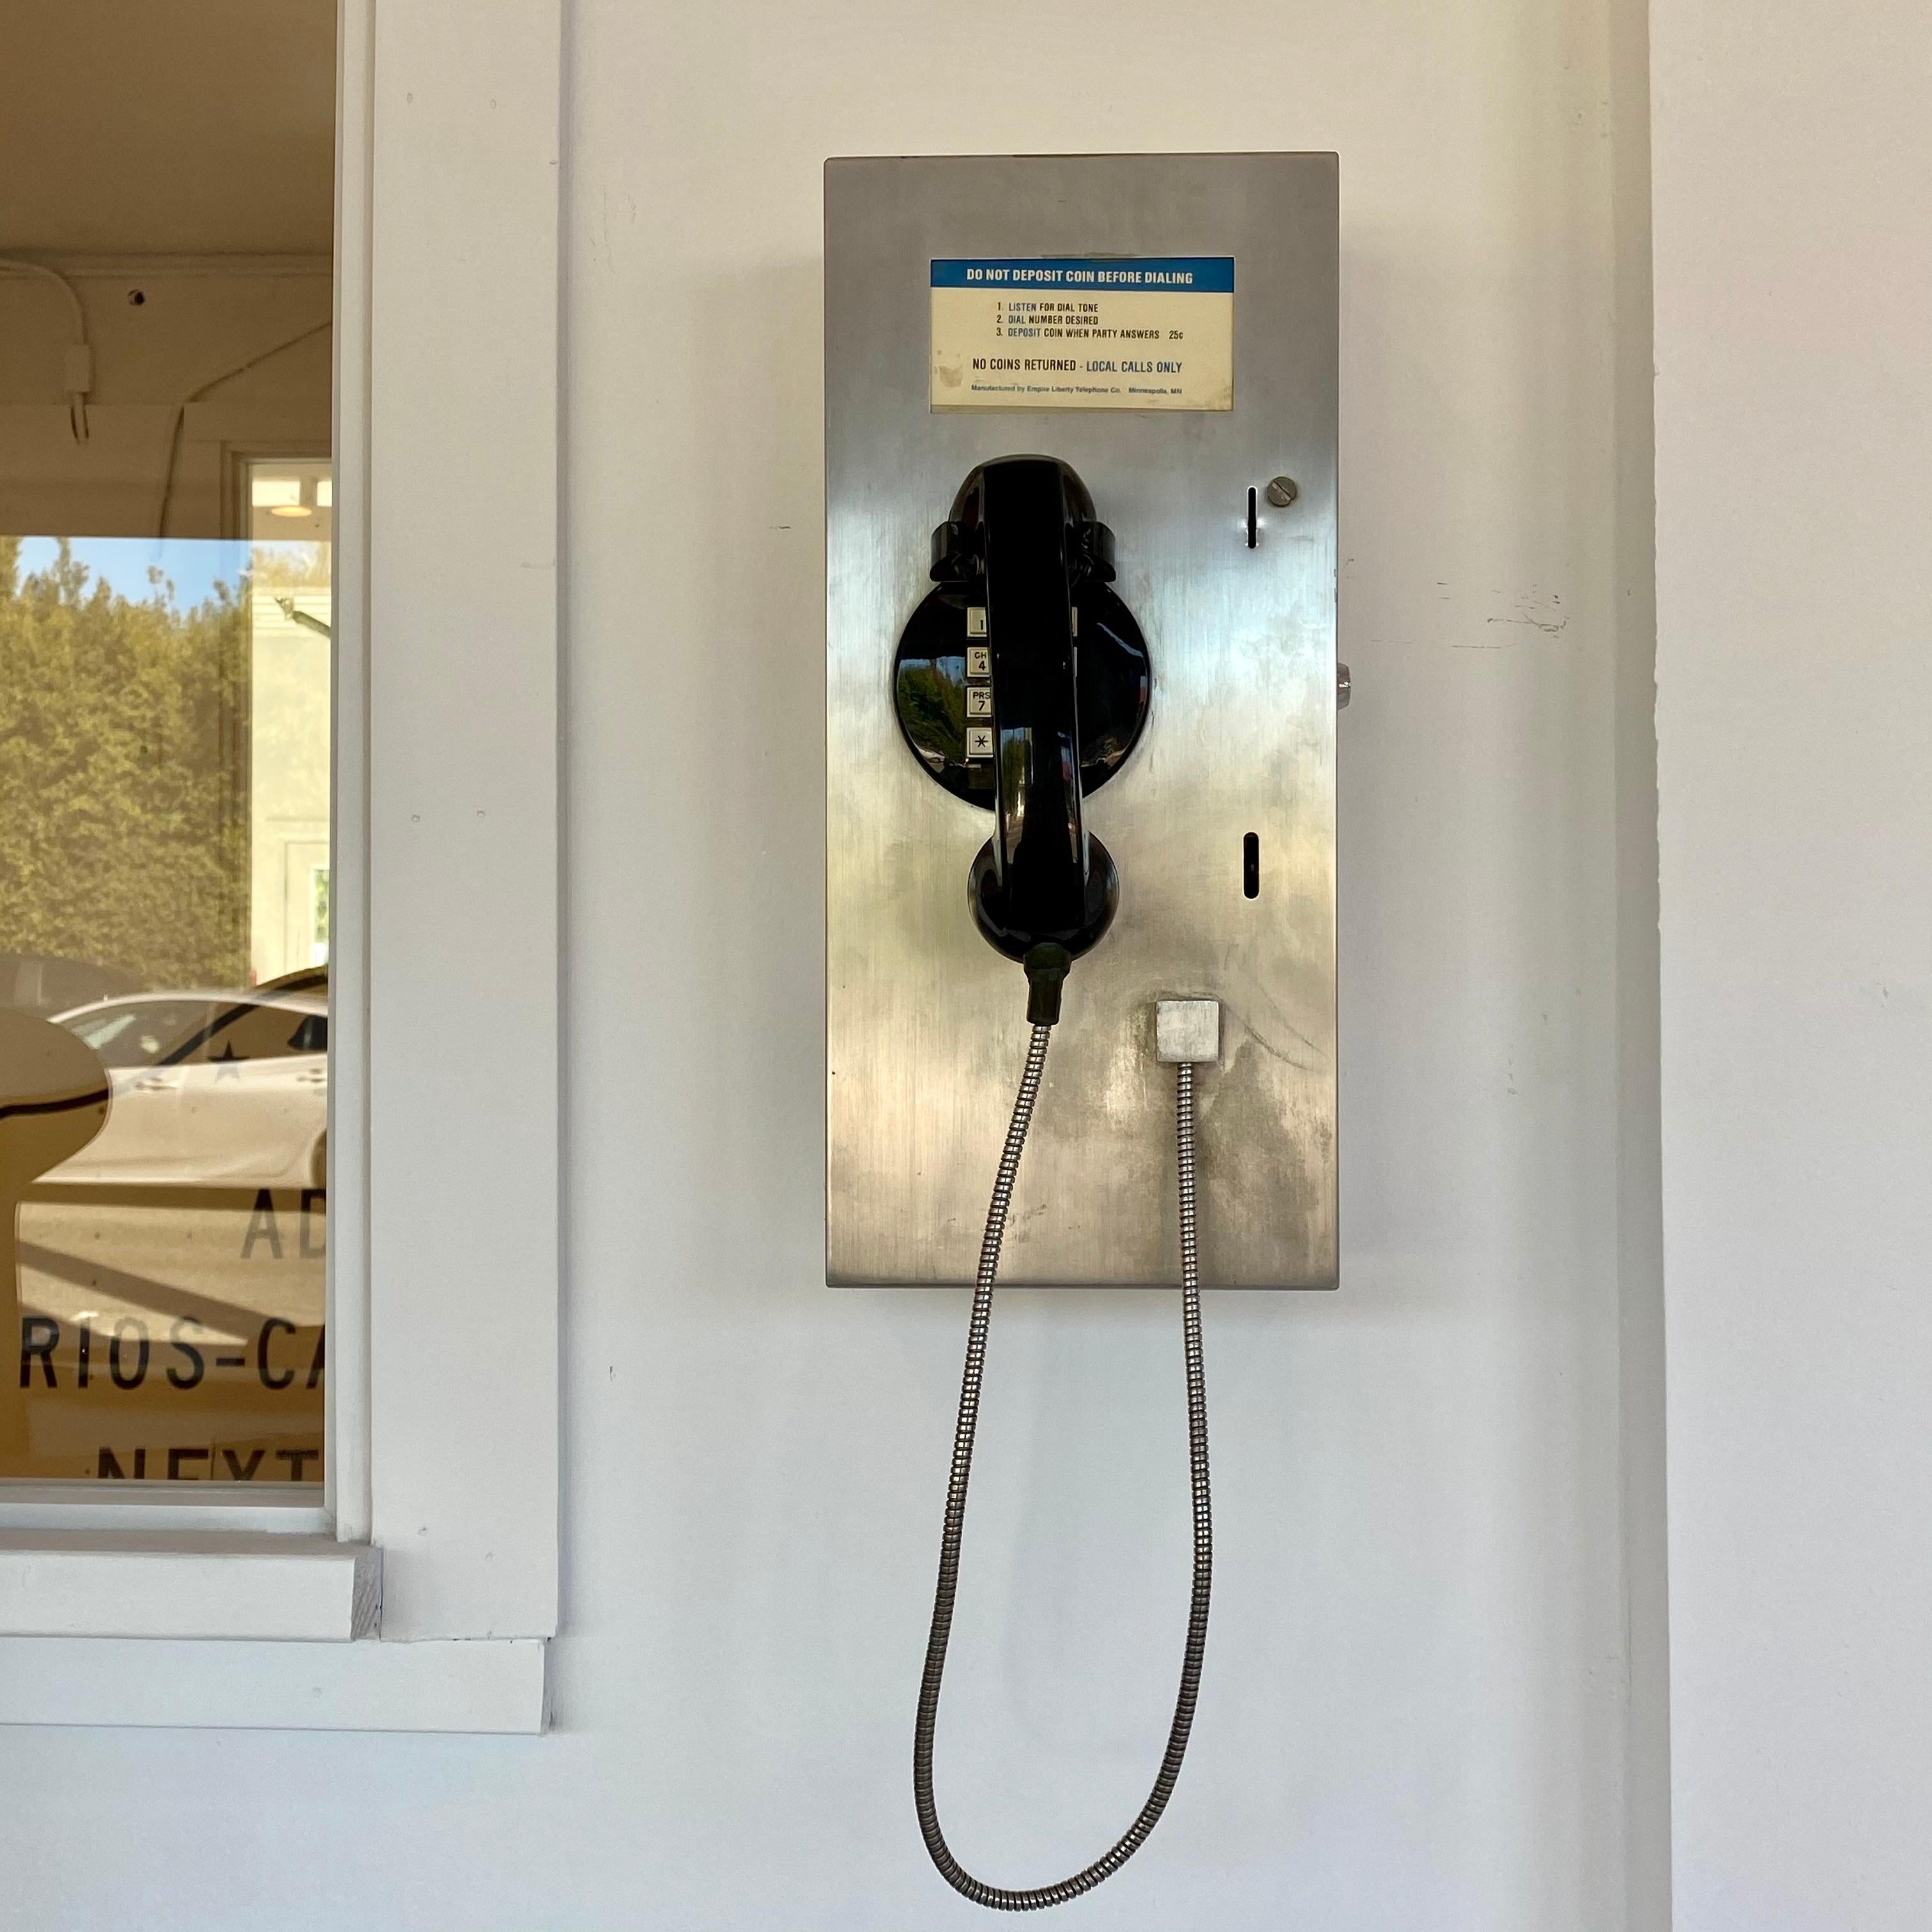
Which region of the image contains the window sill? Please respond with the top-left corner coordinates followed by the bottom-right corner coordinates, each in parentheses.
top-left (0, 1480), bottom-right (329, 1537)
top-left (0, 1528), bottom-right (548, 1733)
top-left (0, 1530), bottom-right (379, 1641)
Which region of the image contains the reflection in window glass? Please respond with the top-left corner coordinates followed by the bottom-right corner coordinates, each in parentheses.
top-left (0, 521), bottom-right (329, 1484)
top-left (0, 5), bottom-right (335, 1482)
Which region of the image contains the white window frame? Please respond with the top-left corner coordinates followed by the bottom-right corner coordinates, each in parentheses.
top-left (0, 0), bottom-right (559, 1732)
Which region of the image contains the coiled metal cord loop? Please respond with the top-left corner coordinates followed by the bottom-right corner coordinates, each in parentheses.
top-left (912, 1029), bottom-right (1213, 1911)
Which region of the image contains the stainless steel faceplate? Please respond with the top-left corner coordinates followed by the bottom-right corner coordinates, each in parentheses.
top-left (827, 154), bottom-right (1337, 1287)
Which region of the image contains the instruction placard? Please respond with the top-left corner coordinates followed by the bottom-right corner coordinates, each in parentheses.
top-left (930, 257), bottom-right (1235, 412)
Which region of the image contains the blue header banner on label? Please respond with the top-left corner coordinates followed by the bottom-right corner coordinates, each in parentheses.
top-left (930, 257), bottom-right (1236, 293)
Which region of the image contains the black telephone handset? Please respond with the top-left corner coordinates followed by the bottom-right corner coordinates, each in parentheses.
top-left (894, 459), bottom-right (1216, 1912)
top-left (897, 470), bottom-right (1203, 1915)
top-left (894, 455), bottom-right (1149, 993)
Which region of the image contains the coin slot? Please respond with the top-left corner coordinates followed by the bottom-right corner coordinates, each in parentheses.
top-left (1243, 832), bottom-right (1259, 898)
top-left (1245, 487), bottom-right (1257, 549)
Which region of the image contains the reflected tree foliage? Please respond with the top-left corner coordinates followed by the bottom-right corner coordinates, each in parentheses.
top-left (0, 537), bottom-right (249, 989)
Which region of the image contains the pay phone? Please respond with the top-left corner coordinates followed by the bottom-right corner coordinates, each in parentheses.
top-left (825, 153), bottom-right (1339, 1908)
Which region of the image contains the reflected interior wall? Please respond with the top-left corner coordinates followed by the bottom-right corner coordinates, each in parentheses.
top-left (0, 266), bottom-right (331, 541)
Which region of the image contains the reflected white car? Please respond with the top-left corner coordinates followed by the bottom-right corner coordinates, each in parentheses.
top-left (45, 992), bottom-right (328, 1190)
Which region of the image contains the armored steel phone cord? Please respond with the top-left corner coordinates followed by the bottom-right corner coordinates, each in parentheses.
top-left (912, 976), bottom-right (1213, 1911)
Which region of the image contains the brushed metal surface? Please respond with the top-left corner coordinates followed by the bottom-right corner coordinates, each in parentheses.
top-left (827, 154), bottom-right (1337, 1287)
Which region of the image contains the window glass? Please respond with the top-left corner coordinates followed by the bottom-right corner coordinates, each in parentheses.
top-left (167, 997), bottom-right (326, 1066)
top-left (62, 1000), bottom-right (219, 1069)
top-left (1, 4), bottom-right (335, 1483)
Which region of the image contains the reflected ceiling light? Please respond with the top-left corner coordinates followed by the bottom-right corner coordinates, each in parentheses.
top-left (268, 504), bottom-right (310, 518)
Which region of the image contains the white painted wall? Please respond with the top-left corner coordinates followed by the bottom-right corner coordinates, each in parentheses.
top-left (0, 1), bottom-right (1662, 1925)
top-left (1651, 3), bottom-right (1932, 1928)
